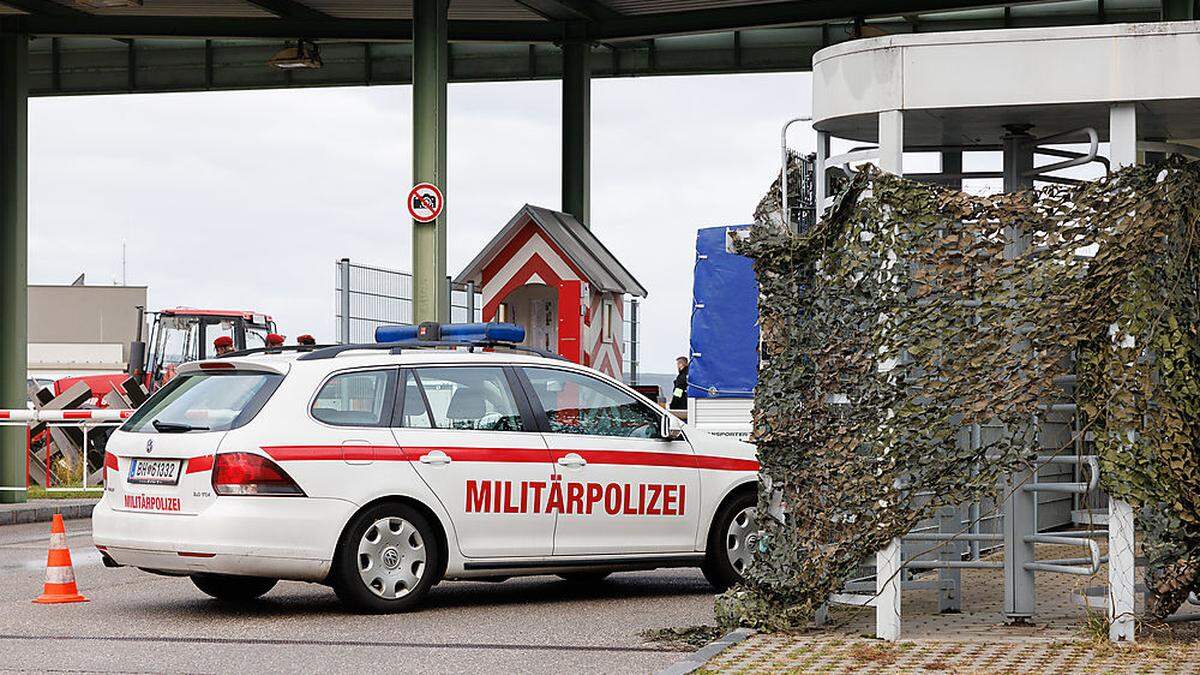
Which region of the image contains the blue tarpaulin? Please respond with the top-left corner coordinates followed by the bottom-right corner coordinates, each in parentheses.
top-left (687, 225), bottom-right (759, 398)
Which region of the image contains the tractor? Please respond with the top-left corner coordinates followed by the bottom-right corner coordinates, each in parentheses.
top-left (129, 307), bottom-right (277, 391)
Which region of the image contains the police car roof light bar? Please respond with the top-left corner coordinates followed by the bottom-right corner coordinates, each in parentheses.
top-left (297, 338), bottom-right (564, 363)
top-left (374, 322), bottom-right (526, 345)
top-left (295, 340), bottom-right (564, 361)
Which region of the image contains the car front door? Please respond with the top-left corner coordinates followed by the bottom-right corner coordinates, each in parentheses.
top-left (392, 366), bottom-right (556, 559)
top-left (518, 366), bottom-right (701, 556)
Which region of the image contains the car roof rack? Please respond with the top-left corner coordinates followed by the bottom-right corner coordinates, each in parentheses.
top-left (296, 339), bottom-right (565, 362)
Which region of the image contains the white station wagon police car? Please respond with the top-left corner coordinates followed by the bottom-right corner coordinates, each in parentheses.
top-left (93, 323), bottom-right (759, 613)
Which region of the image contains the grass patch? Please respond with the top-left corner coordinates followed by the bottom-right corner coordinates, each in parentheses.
top-left (25, 486), bottom-right (102, 500)
top-left (848, 642), bottom-right (897, 665)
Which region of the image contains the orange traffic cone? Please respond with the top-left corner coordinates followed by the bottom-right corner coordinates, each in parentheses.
top-left (33, 513), bottom-right (88, 604)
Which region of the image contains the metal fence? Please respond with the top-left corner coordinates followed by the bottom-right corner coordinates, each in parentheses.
top-left (336, 259), bottom-right (641, 383)
top-left (335, 258), bottom-right (481, 344)
top-left (624, 297), bottom-right (640, 384)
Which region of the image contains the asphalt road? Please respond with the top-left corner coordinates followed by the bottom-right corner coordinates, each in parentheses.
top-left (0, 520), bottom-right (717, 674)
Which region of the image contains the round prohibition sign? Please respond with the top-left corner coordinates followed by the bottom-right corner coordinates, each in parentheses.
top-left (407, 182), bottom-right (444, 223)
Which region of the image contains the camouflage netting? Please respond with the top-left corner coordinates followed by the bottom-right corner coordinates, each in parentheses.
top-left (716, 158), bottom-right (1200, 630)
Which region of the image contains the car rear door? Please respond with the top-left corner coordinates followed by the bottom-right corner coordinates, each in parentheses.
top-left (392, 365), bottom-right (556, 558)
top-left (517, 366), bottom-right (701, 556)
top-left (252, 366), bottom-right (405, 497)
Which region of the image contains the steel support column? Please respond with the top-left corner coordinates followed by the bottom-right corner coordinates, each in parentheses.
top-left (411, 0), bottom-right (449, 324)
top-left (1001, 125), bottom-right (1034, 257)
top-left (814, 131), bottom-right (830, 217)
top-left (1162, 0), bottom-right (1196, 20)
top-left (1108, 101), bottom-right (1138, 644)
top-left (562, 34), bottom-right (590, 226)
top-left (940, 150), bottom-right (963, 190)
top-left (0, 31), bottom-right (26, 504)
top-left (875, 108), bottom-right (904, 642)
top-left (1000, 123), bottom-right (1036, 621)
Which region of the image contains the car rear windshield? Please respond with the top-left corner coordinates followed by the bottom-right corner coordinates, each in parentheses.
top-left (123, 371), bottom-right (283, 433)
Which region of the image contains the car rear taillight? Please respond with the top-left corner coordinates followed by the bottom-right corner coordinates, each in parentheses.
top-left (212, 452), bottom-right (304, 496)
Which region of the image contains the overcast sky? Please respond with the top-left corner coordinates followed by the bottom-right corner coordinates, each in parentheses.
top-left (29, 72), bottom-right (814, 372)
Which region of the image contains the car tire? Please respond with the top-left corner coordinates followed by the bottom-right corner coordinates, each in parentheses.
top-left (190, 573), bottom-right (277, 602)
top-left (332, 502), bottom-right (441, 614)
top-left (701, 491), bottom-right (757, 591)
top-left (557, 571), bottom-right (611, 584)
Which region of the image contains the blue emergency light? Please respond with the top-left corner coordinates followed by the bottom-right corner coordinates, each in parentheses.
top-left (374, 322), bottom-right (526, 345)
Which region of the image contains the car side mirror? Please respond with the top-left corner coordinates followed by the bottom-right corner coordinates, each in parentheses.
top-left (659, 413), bottom-right (685, 441)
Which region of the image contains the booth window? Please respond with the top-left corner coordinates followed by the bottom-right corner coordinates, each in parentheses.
top-left (602, 301), bottom-right (614, 343)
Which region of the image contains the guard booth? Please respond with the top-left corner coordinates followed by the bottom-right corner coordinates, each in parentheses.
top-left (455, 205), bottom-right (646, 380)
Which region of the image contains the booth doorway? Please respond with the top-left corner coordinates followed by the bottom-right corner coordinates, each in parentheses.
top-left (502, 284), bottom-right (558, 352)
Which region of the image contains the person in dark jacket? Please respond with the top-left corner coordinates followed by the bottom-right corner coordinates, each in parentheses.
top-left (669, 357), bottom-right (689, 411)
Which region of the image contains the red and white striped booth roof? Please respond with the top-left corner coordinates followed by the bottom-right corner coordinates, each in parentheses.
top-left (454, 204), bottom-right (647, 300)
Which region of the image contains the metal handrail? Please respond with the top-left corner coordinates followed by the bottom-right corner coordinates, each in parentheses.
top-left (906, 559), bottom-right (1003, 570)
top-left (779, 116), bottom-right (812, 231)
top-left (1025, 127), bottom-right (1104, 177)
top-left (904, 532), bottom-right (1003, 542)
top-left (829, 147), bottom-right (879, 176)
top-left (1021, 455), bottom-right (1099, 494)
top-left (1024, 534), bottom-right (1102, 575)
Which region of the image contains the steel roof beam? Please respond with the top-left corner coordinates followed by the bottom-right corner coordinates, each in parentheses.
top-left (515, 0), bottom-right (620, 21)
top-left (241, 0), bottom-right (332, 21)
top-left (13, 16), bottom-right (567, 41)
top-left (11, 0), bottom-right (1082, 41)
top-left (3, 0), bottom-right (90, 19)
top-left (587, 0), bottom-right (1064, 39)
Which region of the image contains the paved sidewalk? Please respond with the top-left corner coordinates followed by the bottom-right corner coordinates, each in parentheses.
top-left (0, 498), bottom-right (97, 525)
top-left (703, 544), bottom-right (1200, 673)
top-left (704, 633), bottom-right (1200, 673)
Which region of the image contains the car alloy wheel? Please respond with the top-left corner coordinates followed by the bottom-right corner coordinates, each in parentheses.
top-left (356, 516), bottom-right (427, 600)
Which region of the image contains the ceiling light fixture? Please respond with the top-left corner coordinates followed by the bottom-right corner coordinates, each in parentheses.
top-left (268, 40), bottom-right (323, 70)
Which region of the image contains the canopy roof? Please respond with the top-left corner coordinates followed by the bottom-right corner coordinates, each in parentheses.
top-left (456, 204), bottom-right (647, 297)
top-left (0, 0), bottom-right (1159, 95)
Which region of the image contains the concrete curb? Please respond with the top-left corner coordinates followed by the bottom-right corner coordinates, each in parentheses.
top-left (655, 628), bottom-right (755, 675)
top-left (0, 500), bottom-right (97, 526)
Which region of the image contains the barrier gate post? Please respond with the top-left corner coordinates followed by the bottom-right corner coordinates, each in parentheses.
top-left (1003, 465), bottom-right (1036, 621)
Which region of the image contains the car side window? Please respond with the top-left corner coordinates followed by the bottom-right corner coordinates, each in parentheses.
top-left (311, 369), bottom-right (396, 427)
top-left (410, 367), bottom-right (523, 432)
top-left (523, 367), bottom-right (661, 439)
top-left (397, 371), bottom-right (433, 429)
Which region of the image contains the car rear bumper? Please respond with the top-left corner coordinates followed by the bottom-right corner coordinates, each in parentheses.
top-left (92, 494), bottom-right (357, 582)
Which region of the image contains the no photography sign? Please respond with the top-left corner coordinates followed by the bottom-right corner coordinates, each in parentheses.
top-left (408, 183), bottom-right (444, 223)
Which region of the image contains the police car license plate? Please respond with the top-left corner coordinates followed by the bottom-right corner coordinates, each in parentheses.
top-left (127, 459), bottom-right (182, 486)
